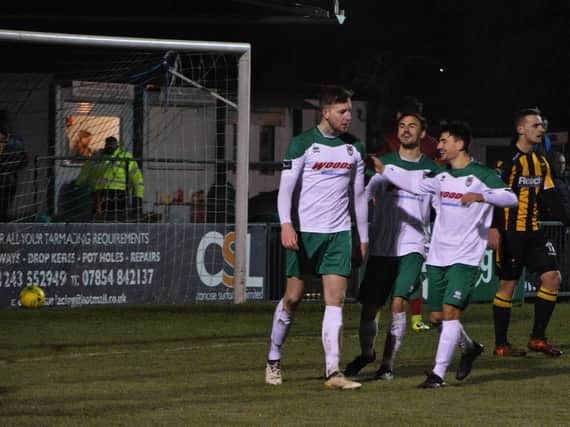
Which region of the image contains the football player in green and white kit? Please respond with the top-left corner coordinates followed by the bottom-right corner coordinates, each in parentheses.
top-left (344, 112), bottom-right (439, 380)
top-left (265, 86), bottom-right (369, 390)
top-left (373, 121), bottom-right (518, 388)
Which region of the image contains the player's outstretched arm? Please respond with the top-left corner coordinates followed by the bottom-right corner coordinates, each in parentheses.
top-left (479, 188), bottom-right (518, 208)
top-left (381, 163), bottom-right (436, 196)
top-left (365, 173), bottom-right (387, 201)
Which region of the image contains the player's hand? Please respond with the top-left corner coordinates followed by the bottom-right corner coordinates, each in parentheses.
top-left (281, 223), bottom-right (299, 251)
top-left (351, 246), bottom-right (362, 268)
top-left (351, 241), bottom-right (368, 268)
top-left (360, 242), bottom-right (368, 262)
top-left (461, 192), bottom-right (484, 205)
top-left (487, 228), bottom-right (501, 251)
top-left (370, 156), bottom-right (385, 174)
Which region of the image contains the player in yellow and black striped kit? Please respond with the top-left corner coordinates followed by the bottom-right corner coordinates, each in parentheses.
top-left (489, 108), bottom-right (569, 357)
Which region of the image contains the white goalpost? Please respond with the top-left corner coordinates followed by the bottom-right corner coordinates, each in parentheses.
top-left (0, 29), bottom-right (251, 304)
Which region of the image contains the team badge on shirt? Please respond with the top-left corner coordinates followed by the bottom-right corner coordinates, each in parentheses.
top-left (346, 145), bottom-right (354, 156)
top-left (465, 176), bottom-right (473, 187)
top-left (282, 160), bottom-right (292, 170)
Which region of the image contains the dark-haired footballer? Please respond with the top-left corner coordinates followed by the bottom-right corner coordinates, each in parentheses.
top-left (489, 108), bottom-right (568, 358)
top-left (373, 121), bottom-right (518, 387)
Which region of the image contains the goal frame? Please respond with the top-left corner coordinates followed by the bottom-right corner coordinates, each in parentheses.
top-left (0, 28), bottom-right (251, 303)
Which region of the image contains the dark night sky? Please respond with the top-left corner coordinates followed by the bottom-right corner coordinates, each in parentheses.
top-left (1, 1), bottom-right (570, 134)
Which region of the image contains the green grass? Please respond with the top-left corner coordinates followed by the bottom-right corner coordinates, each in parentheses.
top-left (1, 302), bottom-right (569, 426)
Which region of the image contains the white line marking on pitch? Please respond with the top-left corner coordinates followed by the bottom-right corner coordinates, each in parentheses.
top-left (2, 336), bottom-right (319, 363)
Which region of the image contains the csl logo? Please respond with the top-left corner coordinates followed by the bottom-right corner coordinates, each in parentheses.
top-left (312, 161), bottom-right (353, 170)
top-left (195, 231), bottom-right (263, 289)
top-left (440, 191), bottom-right (463, 199)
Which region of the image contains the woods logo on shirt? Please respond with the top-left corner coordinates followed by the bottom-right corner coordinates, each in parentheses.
top-left (440, 191), bottom-right (463, 200)
top-left (312, 162), bottom-right (354, 170)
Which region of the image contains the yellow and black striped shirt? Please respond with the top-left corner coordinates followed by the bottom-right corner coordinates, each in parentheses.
top-left (494, 146), bottom-right (554, 231)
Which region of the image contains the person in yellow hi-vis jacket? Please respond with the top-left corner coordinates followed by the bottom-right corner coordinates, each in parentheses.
top-left (77, 136), bottom-right (144, 221)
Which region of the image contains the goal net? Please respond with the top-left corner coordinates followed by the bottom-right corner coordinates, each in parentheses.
top-left (0, 30), bottom-right (254, 306)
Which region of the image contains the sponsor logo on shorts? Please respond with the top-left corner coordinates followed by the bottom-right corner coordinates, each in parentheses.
top-left (453, 290), bottom-right (462, 300)
top-left (545, 241), bottom-right (557, 256)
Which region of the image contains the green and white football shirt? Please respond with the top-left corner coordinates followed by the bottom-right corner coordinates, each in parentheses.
top-left (383, 161), bottom-right (517, 267)
top-left (367, 152), bottom-right (440, 257)
top-left (278, 127), bottom-right (368, 242)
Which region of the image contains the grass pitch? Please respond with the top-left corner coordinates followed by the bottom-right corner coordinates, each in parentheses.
top-left (1, 301), bottom-right (569, 426)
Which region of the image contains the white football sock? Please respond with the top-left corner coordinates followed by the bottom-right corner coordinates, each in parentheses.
top-left (322, 305), bottom-right (343, 378)
top-left (382, 311), bottom-right (406, 370)
top-left (433, 319), bottom-right (461, 379)
top-left (457, 322), bottom-right (474, 354)
top-left (268, 299), bottom-right (293, 361)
